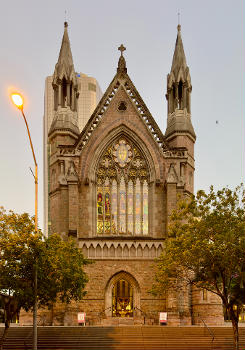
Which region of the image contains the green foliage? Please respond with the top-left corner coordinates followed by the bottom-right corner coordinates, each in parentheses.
top-left (154, 185), bottom-right (245, 326)
top-left (0, 207), bottom-right (90, 314)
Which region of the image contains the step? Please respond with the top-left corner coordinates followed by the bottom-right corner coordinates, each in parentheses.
top-left (0, 326), bottom-right (244, 350)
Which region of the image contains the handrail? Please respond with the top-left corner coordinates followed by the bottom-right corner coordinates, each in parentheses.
top-left (134, 306), bottom-right (146, 316)
top-left (134, 306), bottom-right (146, 325)
top-left (198, 315), bottom-right (215, 350)
top-left (104, 306), bottom-right (112, 312)
top-left (97, 306), bottom-right (112, 324)
top-left (100, 306), bottom-right (112, 317)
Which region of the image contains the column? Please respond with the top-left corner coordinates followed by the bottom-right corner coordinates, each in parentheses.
top-left (58, 84), bottom-right (62, 106)
top-left (110, 181), bottom-right (112, 234)
top-left (187, 88), bottom-right (191, 113)
top-left (126, 181), bottom-right (128, 234)
top-left (183, 83), bottom-right (187, 109)
top-left (140, 181), bottom-right (143, 234)
top-left (67, 82), bottom-right (70, 106)
top-left (133, 181), bottom-right (136, 235)
top-left (117, 180), bottom-right (120, 234)
top-left (71, 88), bottom-right (75, 111)
top-left (103, 182), bottom-right (105, 234)
top-left (176, 82), bottom-right (179, 109)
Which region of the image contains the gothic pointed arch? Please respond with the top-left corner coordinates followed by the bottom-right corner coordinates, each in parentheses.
top-left (89, 126), bottom-right (154, 236)
top-left (87, 125), bottom-right (157, 183)
top-left (104, 270), bottom-right (140, 317)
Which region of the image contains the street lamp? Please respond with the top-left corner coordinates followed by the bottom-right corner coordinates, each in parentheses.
top-left (11, 92), bottom-right (38, 350)
top-left (11, 92), bottom-right (38, 232)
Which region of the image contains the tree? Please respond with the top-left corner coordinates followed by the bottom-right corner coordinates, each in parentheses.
top-left (0, 207), bottom-right (90, 350)
top-left (153, 185), bottom-right (245, 350)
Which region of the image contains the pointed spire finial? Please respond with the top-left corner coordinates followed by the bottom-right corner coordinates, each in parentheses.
top-left (117, 44), bottom-right (127, 74)
top-left (64, 21), bottom-right (68, 28)
top-left (177, 11), bottom-right (181, 32)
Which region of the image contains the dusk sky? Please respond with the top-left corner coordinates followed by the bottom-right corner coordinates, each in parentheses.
top-left (1, 0), bottom-right (244, 231)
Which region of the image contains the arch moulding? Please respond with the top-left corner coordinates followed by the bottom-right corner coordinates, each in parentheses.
top-left (104, 270), bottom-right (141, 317)
top-left (79, 123), bottom-right (162, 183)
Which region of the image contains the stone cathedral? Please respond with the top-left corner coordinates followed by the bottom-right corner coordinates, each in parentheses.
top-left (46, 22), bottom-right (223, 326)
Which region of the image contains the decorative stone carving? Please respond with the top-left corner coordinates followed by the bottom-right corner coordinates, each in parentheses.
top-left (79, 241), bottom-right (163, 259)
top-left (67, 160), bottom-right (78, 182)
top-left (166, 163), bottom-right (179, 184)
top-left (113, 139), bottom-right (132, 168)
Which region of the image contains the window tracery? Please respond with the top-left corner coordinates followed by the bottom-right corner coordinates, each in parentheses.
top-left (96, 137), bottom-right (149, 235)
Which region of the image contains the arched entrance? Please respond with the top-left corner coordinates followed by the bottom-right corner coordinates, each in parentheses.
top-left (112, 279), bottom-right (133, 317)
top-left (105, 271), bottom-right (140, 318)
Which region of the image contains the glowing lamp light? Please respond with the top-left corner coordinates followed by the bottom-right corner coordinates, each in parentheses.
top-left (11, 93), bottom-right (24, 109)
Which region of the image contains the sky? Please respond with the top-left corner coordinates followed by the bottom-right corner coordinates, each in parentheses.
top-left (0, 0), bottom-right (244, 231)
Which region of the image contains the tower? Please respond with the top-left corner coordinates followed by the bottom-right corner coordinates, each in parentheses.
top-left (163, 25), bottom-right (196, 233)
top-left (49, 22), bottom-right (80, 139)
top-left (43, 23), bottom-right (102, 236)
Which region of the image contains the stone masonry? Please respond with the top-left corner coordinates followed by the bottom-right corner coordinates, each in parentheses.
top-left (34, 23), bottom-right (225, 327)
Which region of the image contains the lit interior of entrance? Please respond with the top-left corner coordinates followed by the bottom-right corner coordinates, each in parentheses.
top-left (112, 279), bottom-right (133, 317)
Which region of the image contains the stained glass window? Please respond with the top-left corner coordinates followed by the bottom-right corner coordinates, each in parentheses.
top-left (111, 179), bottom-right (117, 233)
top-left (143, 180), bottom-right (148, 235)
top-left (104, 177), bottom-right (111, 234)
top-left (97, 186), bottom-right (103, 233)
top-left (96, 137), bottom-right (149, 235)
top-left (127, 180), bottom-right (133, 234)
top-left (119, 177), bottom-right (126, 233)
top-left (135, 179), bottom-right (141, 235)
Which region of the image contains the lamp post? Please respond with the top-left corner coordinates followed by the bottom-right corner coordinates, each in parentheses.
top-left (11, 93), bottom-right (38, 231)
top-left (11, 92), bottom-right (38, 350)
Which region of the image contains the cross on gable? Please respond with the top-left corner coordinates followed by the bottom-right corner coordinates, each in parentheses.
top-left (118, 44), bottom-right (126, 56)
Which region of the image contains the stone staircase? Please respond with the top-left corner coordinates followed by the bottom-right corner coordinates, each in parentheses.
top-left (100, 317), bottom-right (149, 326)
top-left (0, 326), bottom-right (245, 350)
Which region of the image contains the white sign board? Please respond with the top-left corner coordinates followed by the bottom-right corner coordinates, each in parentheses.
top-left (78, 312), bottom-right (86, 324)
top-left (159, 312), bottom-right (167, 323)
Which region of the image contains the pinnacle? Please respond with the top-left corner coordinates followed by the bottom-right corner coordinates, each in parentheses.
top-left (170, 25), bottom-right (187, 78)
top-left (53, 22), bottom-right (76, 82)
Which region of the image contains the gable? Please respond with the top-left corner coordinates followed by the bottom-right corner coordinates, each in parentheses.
top-left (77, 88), bottom-right (167, 183)
top-left (74, 72), bottom-right (169, 154)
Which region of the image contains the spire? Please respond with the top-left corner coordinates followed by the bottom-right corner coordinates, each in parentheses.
top-left (49, 22), bottom-right (79, 138)
top-left (53, 22), bottom-right (77, 83)
top-left (170, 25), bottom-right (187, 80)
top-left (165, 25), bottom-right (195, 141)
top-left (166, 24), bottom-right (192, 114)
top-left (117, 44), bottom-right (127, 74)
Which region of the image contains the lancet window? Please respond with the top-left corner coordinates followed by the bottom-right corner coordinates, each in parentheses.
top-left (96, 138), bottom-right (149, 235)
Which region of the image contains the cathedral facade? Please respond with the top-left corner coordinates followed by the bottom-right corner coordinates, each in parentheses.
top-left (46, 22), bottom-right (223, 326)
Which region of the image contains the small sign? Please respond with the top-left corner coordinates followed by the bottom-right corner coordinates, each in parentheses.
top-left (78, 312), bottom-right (86, 325)
top-left (159, 312), bottom-right (167, 324)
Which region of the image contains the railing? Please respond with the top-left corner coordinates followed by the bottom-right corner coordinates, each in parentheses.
top-left (101, 306), bottom-right (112, 317)
top-left (104, 306), bottom-right (112, 313)
top-left (198, 315), bottom-right (215, 350)
top-left (134, 306), bottom-right (146, 324)
top-left (97, 306), bottom-right (112, 325)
